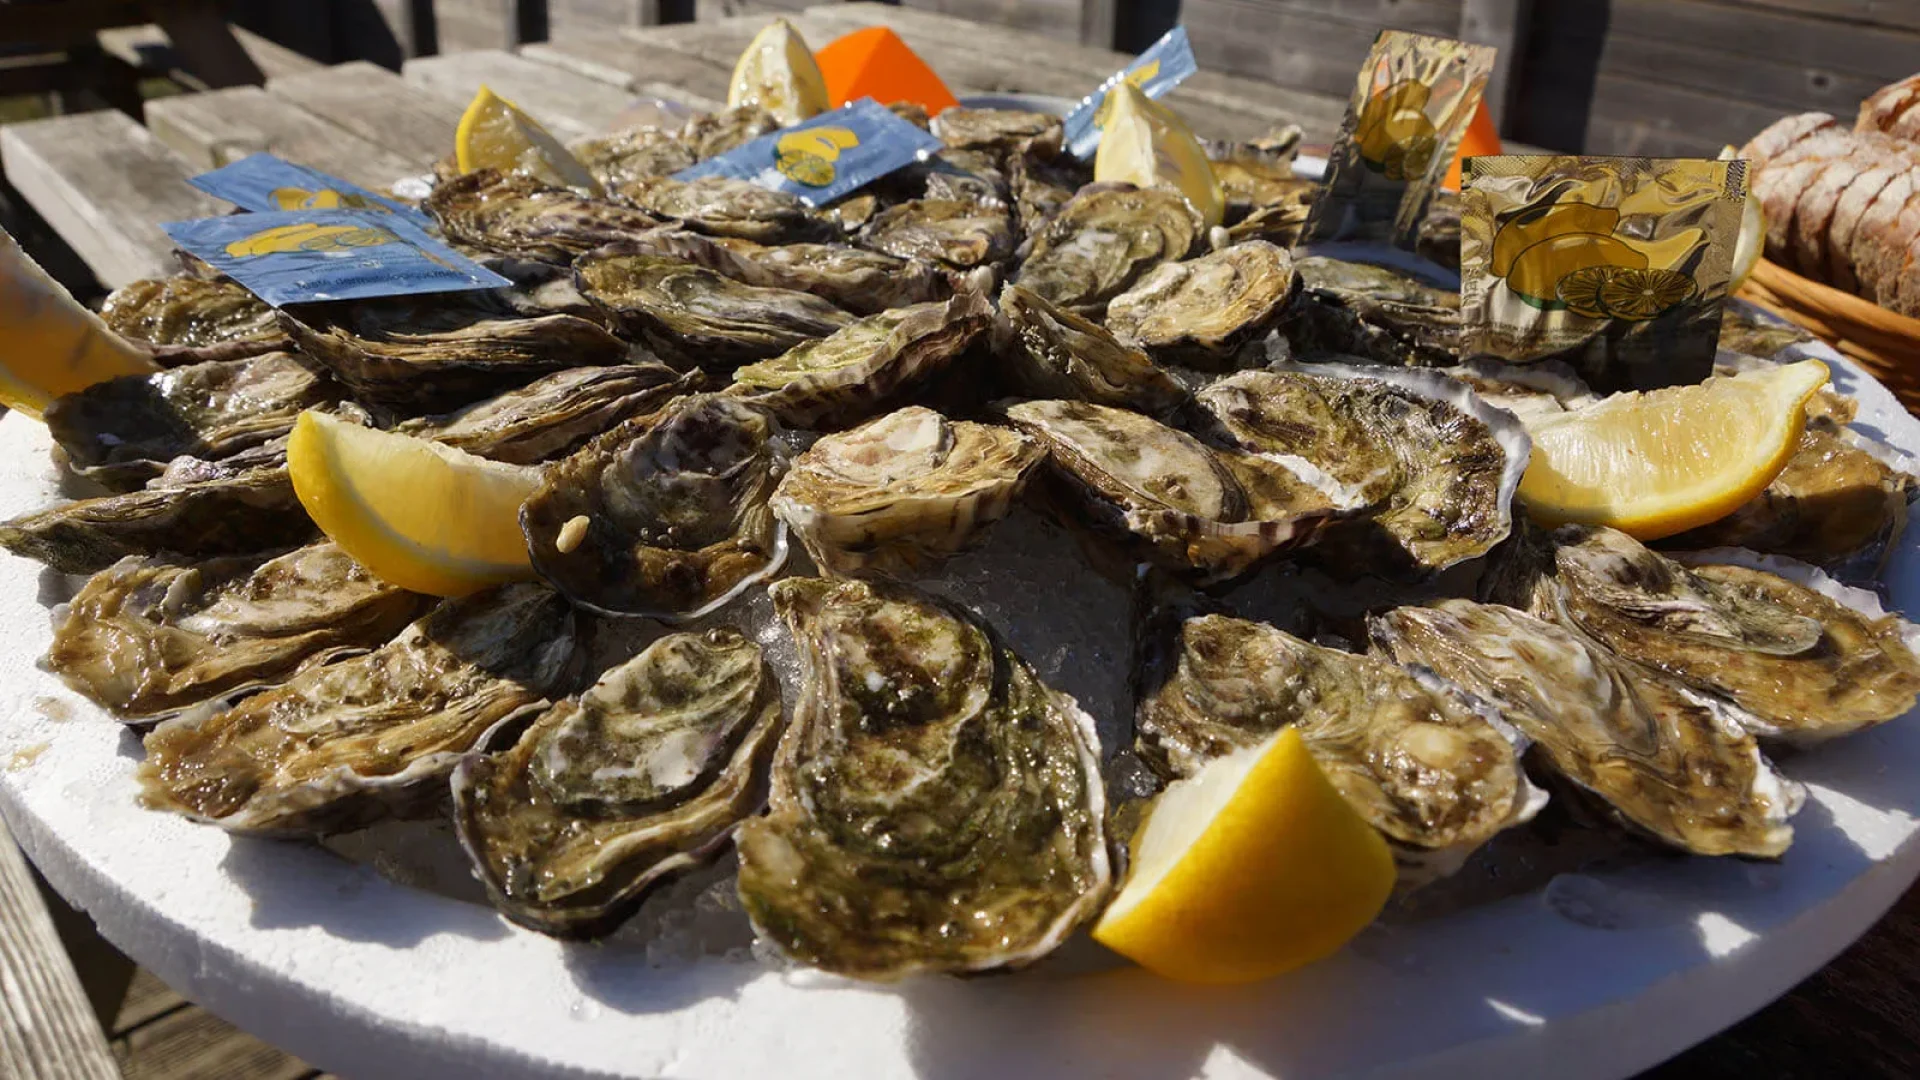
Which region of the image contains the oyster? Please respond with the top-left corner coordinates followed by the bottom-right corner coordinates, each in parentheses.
top-left (1416, 189), bottom-right (1463, 272)
top-left (398, 364), bottom-right (696, 465)
top-left (1718, 305), bottom-right (1817, 360)
top-left (573, 246), bottom-right (854, 371)
top-left (678, 105), bottom-right (779, 160)
top-left (997, 283), bottom-right (1187, 416)
top-left (1007, 152), bottom-right (1087, 235)
top-left (1103, 241), bottom-right (1301, 368)
top-left (1135, 612), bottom-right (1541, 880)
top-left (140, 584), bottom-right (578, 835)
top-left (917, 150), bottom-right (1011, 207)
top-left (452, 627), bottom-right (785, 937)
top-left (522, 393), bottom-right (787, 619)
top-left (931, 107), bottom-right (1064, 158)
top-left (860, 198), bottom-right (1015, 270)
top-left (771, 406), bottom-right (1041, 576)
top-left (1438, 359), bottom-right (1596, 425)
top-left (1001, 399), bottom-right (1348, 579)
top-left (1223, 197), bottom-right (1316, 248)
top-left (98, 277), bottom-right (289, 363)
top-left (574, 125), bottom-right (698, 189)
top-left (730, 289), bottom-right (992, 428)
top-left (0, 464), bottom-right (313, 574)
top-left (281, 309), bottom-right (631, 412)
top-left (1193, 363), bottom-right (1532, 576)
top-left (1015, 186), bottom-right (1200, 312)
top-left (426, 170), bottom-right (662, 263)
top-left (47, 542), bottom-right (429, 722)
top-left (1286, 256), bottom-right (1461, 367)
top-left (45, 353), bottom-right (337, 491)
top-left (617, 175), bottom-right (837, 244)
top-left (1211, 155), bottom-right (1313, 222)
top-left (735, 577), bottom-right (1110, 980)
top-left (1491, 525), bottom-right (1920, 745)
top-left (613, 229), bottom-right (948, 315)
top-left (1371, 599), bottom-right (1800, 857)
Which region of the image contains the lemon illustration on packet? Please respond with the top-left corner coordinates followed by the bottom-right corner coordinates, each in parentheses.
top-left (675, 98), bottom-right (939, 206)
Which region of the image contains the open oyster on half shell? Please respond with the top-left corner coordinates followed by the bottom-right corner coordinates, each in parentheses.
top-left (140, 584), bottom-right (580, 836)
top-left (453, 627), bottom-right (785, 938)
top-left (1136, 612), bottom-right (1542, 882)
top-left (735, 577), bottom-right (1110, 980)
top-left (398, 364), bottom-right (698, 465)
top-left (1103, 240), bottom-right (1300, 369)
top-left (521, 393), bottom-right (787, 619)
top-left (1371, 599), bottom-right (1802, 858)
top-left (618, 175), bottom-right (837, 245)
top-left (1285, 256), bottom-right (1461, 367)
top-left (996, 283), bottom-right (1187, 416)
top-left (1014, 185), bottom-right (1201, 313)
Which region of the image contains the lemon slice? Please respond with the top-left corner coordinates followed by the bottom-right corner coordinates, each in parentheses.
top-left (1519, 359), bottom-right (1830, 540)
top-left (1092, 728), bottom-right (1395, 984)
top-left (728, 18), bottom-right (829, 126)
top-left (1093, 81), bottom-right (1225, 229)
top-left (287, 410), bottom-right (542, 597)
top-left (1719, 145), bottom-right (1765, 289)
top-left (455, 85), bottom-right (600, 194)
top-left (0, 228), bottom-right (155, 419)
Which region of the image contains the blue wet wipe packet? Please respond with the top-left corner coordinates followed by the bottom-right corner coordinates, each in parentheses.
top-left (674, 98), bottom-right (942, 206)
top-left (161, 209), bottom-right (511, 307)
top-left (1062, 27), bottom-right (1198, 160)
top-left (189, 153), bottom-right (433, 228)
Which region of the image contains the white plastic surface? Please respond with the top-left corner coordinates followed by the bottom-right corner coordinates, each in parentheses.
top-left (3, 332), bottom-right (1919, 1080)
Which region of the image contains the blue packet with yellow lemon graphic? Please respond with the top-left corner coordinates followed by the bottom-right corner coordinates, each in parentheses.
top-left (1061, 27), bottom-right (1197, 160)
top-left (673, 98), bottom-right (941, 206)
top-left (188, 153), bottom-right (433, 229)
top-left (161, 209), bottom-right (511, 307)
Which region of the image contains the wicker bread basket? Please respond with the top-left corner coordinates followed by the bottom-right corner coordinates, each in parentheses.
top-left (1735, 256), bottom-right (1920, 413)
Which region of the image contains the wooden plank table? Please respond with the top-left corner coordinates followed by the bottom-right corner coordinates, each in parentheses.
top-left (0, 8), bottom-right (1916, 1078)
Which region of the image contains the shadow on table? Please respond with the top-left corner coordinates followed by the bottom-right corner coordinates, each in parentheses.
top-left (219, 830), bottom-right (510, 945)
top-left (564, 940), bottom-right (760, 1015)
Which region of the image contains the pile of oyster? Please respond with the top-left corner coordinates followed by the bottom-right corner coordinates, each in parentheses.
top-left (10, 100), bottom-right (1920, 983)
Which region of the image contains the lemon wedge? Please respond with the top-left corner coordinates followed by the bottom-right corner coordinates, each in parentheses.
top-left (728, 18), bottom-right (829, 126)
top-left (1092, 728), bottom-right (1395, 984)
top-left (1094, 81), bottom-right (1225, 229)
top-left (1719, 144), bottom-right (1765, 289)
top-left (455, 85), bottom-right (600, 194)
top-left (287, 410), bottom-right (541, 597)
top-left (0, 228), bottom-right (156, 419)
top-left (1519, 359), bottom-right (1830, 540)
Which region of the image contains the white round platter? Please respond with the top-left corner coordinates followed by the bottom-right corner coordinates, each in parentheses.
top-left (3, 328), bottom-right (1919, 1080)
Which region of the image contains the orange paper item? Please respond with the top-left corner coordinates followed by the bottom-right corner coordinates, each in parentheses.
top-left (1443, 101), bottom-right (1502, 191)
top-left (814, 26), bottom-right (960, 115)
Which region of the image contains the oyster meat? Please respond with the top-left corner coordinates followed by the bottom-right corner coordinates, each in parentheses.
top-left (1135, 612), bottom-right (1541, 880)
top-left (99, 277), bottom-right (289, 362)
top-left (1492, 525), bottom-right (1920, 744)
top-left (139, 584), bottom-right (579, 835)
top-left (931, 107), bottom-right (1064, 158)
top-left (521, 393), bottom-right (787, 619)
top-left (730, 289), bottom-right (992, 428)
top-left (398, 364), bottom-right (698, 465)
top-left (574, 246), bottom-right (854, 371)
top-left (47, 542), bottom-right (429, 722)
top-left (452, 627), bottom-right (785, 937)
top-left (426, 171), bottom-right (662, 263)
top-left (1285, 256), bottom-right (1461, 367)
top-left (1438, 359), bottom-right (1596, 425)
top-left (771, 406), bottom-right (1041, 576)
top-left (1103, 240), bottom-right (1300, 368)
top-left (574, 125), bottom-right (698, 189)
top-left (997, 283), bottom-right (1187, 416)
top-left (1015, 186), bottom-right (1200, 312)
top-left (735, 577), bottom-right (1110, 980)
top-left (1193, 363), bottom-right (1531, 577)
top-left (1371, 599), bottom-right (1801, 857)
top-left (860, 198), bottom-right (1015, 270)
top-left (614, 229), bottom-right (949, 315)
top-left (618, 175), bottom-right (837, 244)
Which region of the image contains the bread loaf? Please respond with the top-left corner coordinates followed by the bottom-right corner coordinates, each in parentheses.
top-left (1860, 75), bottom-right (1920, 142)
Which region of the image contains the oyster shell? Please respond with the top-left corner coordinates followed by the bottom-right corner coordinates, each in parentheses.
top-left (47, 542), bottom-right (429, 722)
top-left (918, 149), bottom-right (1011, 207)
top-left (931, 107), bottom-right (1064, 158)
top-left (426, 170), bottom-right (662, 263)
top-left (1015, 185), bottom-right (1201, 313)
top-left (1718, 305), bottom-right (1818, 360)
top-left (618, 175), bottom-right (837, 244)
top-left (1193, 363), bottom-right (1532, 577)
top-left (45, 353), bottom-right (337, 491)
top-left (397, 363), bottom-right (696, 464)
top-left (1438, 358), bottom-right (1596, 425)
top-left (521, 393), bottom-right (787, 619)
top-left (679, 105), bottom-right (779, 160)
top-left (1007, 152), bottom-right (1087, 236)
top-left (1370, 599), bottom-right (1801, 857)
top-left (859, 198), bottom-right (1015, 270)
top-left (1135, 612), bottom-right (1541, 880)
top-left (1286, 256), bottom-right (1461, 366)
top-left (1103, 240), bottom-right (1300, 368)
top-left (0, 464), bottom-right (313, 574)
top-left (1491, 524), bottom-right (1920, 745)
top-left (99, 277), bottom-right (289, 363)
top-left (1001, 399), bottom-right (1349, 579)
top-left (574, 125), bottom-right (698, 189)
top-left (997, 283), bottom-right (1187, 416)
top-left (613, 229), bottom-right (949, 315)
top-left (573, 246), bottom-right (854, 371)
top-left (139, 583), bottom-right (580, 835)
top-left (735, 576), bottom-right (1110, 980)
top-left (730, 288), bottom-right (992, 428)
top-left (451, 627), bottom-right (785, 937)
top-left (771, 406), bottom-right (1041, 576)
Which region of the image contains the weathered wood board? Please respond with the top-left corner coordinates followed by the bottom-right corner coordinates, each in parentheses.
top-left (98, 24), bottom-right (323, 88)
top-left (268, 62), bottom-right (466, 173)
top-left (898, 0), bottom-right (1088, 45)
top-left (403, 49), bottom-right (634, 142)
top-left (0, 821), bottom-right (119, 1080)
top-left (521, 32), bottom-right (733, 110)
top-left (144, 86), bottom-right (422, 190)
top-left (0, 110), bottom-right (223, 288)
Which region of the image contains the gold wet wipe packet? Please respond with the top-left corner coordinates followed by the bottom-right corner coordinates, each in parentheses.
top-left (1460, 155), bottom-right (1747, 391)
top-left (1300, 30), bottom-right (1494, 250)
